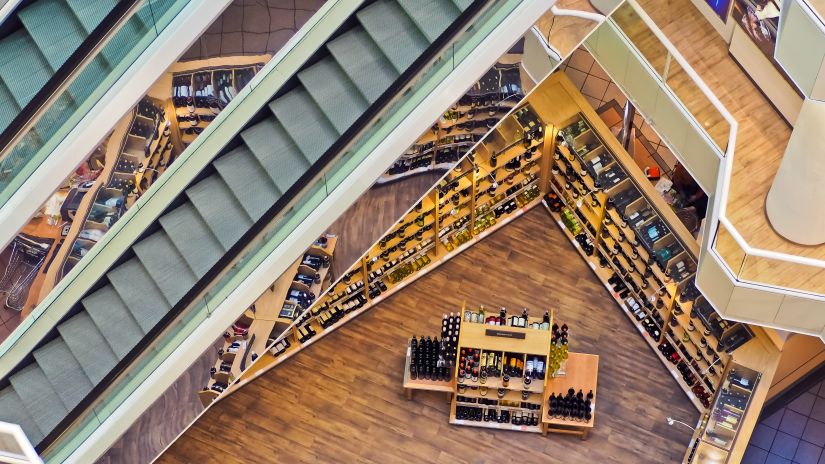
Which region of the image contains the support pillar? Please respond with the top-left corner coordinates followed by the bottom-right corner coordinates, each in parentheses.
top-left (766, 98), bottom-right (825, 245)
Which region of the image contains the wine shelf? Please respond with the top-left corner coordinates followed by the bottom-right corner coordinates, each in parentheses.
top-left (380, 63), bottom-right (525, 184)
top-left (198, 235), bottom-right (336, 405)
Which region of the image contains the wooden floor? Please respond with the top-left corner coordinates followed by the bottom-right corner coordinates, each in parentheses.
top-left (159, 207), bottom-right (698, 464)
top-left (329, 172), bottom-right (443, 279)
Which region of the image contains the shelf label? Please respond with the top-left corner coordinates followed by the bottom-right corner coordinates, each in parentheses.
top-left (485, 329), bottom-right (526, 340)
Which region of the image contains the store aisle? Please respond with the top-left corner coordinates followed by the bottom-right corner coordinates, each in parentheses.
top-left (159, 207), bottom-right (698, 464)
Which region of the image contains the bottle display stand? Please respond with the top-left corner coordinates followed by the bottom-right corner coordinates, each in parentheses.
top-left (541, 352), bottom-right (598, 439)
top-left (449, 316), bottom-right (553, 434)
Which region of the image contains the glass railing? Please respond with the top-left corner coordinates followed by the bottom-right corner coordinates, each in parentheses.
top-left (0, 0), bottom-right (191, 209)
top-left (41, 1), bottom-right (524, 461)
top-left (609, 1), bottom-right (732, 155)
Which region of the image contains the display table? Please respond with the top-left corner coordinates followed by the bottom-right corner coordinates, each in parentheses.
top-left (542, 352), bottom-right (599, 439)
top-left (402, 346), bottom-right (453, 401)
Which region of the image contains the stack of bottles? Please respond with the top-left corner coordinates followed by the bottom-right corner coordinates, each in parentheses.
top-left (548, 322), bottom-right (569, 375)
top-left (547, 388), bottom-right (593, 422)
top-left (409, 335), bottom-right (453, 382)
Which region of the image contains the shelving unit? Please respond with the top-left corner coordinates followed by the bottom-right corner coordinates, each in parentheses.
top-left (448, 316), bottom-right (552, 434)
top-left (198, 235), bottom-right (336, 406)
top-left (379, 63), bottom-right (526, 184)
top-left (529, 72), bottom-right (765, 413)
top-left (171, 62), bottom-right (265, 147)
top-left (541, 352), bottom-right (599, 439)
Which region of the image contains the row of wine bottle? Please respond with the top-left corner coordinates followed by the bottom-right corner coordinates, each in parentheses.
top-left (462, 306), bottom-right (552, 330)
top-left (455, 405), bottom-right (540, 427)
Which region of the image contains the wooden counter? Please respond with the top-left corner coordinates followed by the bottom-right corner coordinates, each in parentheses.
top-left (542, 352), bottom-right (599, 439)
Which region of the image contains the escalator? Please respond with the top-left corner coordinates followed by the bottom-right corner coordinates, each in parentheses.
top-left (0, 0), bottom-right (485, 451)
top-left (0, 0), bottom-right (165, 136)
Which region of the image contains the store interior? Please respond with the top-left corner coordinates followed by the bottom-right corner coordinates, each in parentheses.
top-left (3, 0), bottom-right (825, 463)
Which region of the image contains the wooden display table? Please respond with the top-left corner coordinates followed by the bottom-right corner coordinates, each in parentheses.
top-left (402, 346), bottom-right (453, 401)
top-left (542, 352), bottom-right (599, 439)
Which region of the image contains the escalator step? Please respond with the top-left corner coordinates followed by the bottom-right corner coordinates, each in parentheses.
top-left (213, 145), bottom-right (282, 221)
top-left (56, 312), bottom-right (119, 384)
top-left (357, 0), bottom-right (429, 74)
top-left (64, 0), bottom-right (118, 33)
top-left (101, 15), bottom-right (148, 67)
top-left (0, 30), bottom-right (54, 107)
top-left (82, 284), bottom-right (145, 358)
top-left (268, 87), bottom-right (339, 163)
top-left (107, 260), bottom-right (172, 333)
top-left (327, 27), bottom-right (399, 104)
top-left (452, 0), bottom-right (474, 11)
top-left (397, 0), bottom-right (461, 43)
top-left (132, 231), bottom-right (198, 304)
top-left (9, 365), bottom-right (69, 433)
top-left (240, 117), bottom-right (309, 193)
top-left (0, 389), bottom-right (44, 444)
top-left (65, 56), bottom-right (111, 108)
top-left (186, 175), bottom-right (253, 250)
top-left (18, 0), bottom-right (87, 69)
top-left (159, 202), bottom-right (226, 278)
top-left (298, 56), bottom-right (369, 134)
top-left (32, 338), bottom-right (93, 409)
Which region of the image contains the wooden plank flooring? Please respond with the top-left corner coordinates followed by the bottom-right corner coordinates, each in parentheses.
top-left (159, 208), bottom-right (699, 464)
top-left (329, 172), bottom-right (443, 279)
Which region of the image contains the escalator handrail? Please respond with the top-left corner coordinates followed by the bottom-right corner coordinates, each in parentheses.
top-left (0, 0), bottom-right (144, 159)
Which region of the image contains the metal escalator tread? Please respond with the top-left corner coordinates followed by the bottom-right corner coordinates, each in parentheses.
top-left (452, 0), bottom-right (473, 11)
top-left (132, 232), bottom-right (198, 304)
top-left (64, 0), bottom-right (118, 33)
top-left (0, 81), bottom-right (21, 133)
top-left (213, 145), bottom-right (282, 222)
top-left (356, 0), bottom-right (430, 74)
top-left (397, 0), bottom-right (461, 43)
top-left (326, 27), bottom-right (399, 104)
top-left (32, 339), bottom-right (93, 410)
top-left (18, 0), bottom-right (88, 69)
top-left (185, 175), bottom-right (253, 250)
top-left (82, 285), bottom-right (145, 359)
top-left (107, 260), bottom-right (171, 333)
top-left (239, 118), bottom-right (309, 193)
top-left (297, 56), bottom-right (369, 134)
top-left (0, 30), bottom-right (54, 107)
top-left (9, 365), bottom-right (69, 434)
top-left (0, 389), bottom-right (44, 444)
top-left (268, 87), bottom-right (339, 163)
top-left (159, 202), bottom-right (226, 279)
top-left (56, 312), bottom-right (119, 384)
